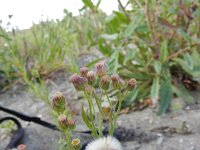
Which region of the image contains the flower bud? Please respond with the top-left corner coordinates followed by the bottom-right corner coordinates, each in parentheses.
top-left (100, 75), bottom-right (110, 90)
top-left (66, 119), bottom-right (76, 130)
top-left (80, 67), bottom-right (89, 78)
top-left (71, 138), bottom-right (81, 150)
top-left (95, 62), bottom-right (107, 77)
top-left (58, 114), bottom-right (76, 130)
top-left (127, 78), bottom-right (137, 90)
top-left (17, 144), bottom-right (26, 150)
top-left (111, 74), bottom-right (125, 89)
top-left (52, 91), bottom-right (65, 113)
top-left (86, 71), bottom-right (96, 85)
top-left (70, 73), bottom-right (88, 91)
top-left (58, 114), bottom-right (68, 129)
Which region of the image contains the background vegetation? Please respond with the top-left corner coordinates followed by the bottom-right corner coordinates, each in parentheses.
top-left (0, 0), bottom-right (200, 114)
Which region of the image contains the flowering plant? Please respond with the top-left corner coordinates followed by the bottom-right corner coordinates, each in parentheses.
top-left (70, 62), bottom-right (137, 137)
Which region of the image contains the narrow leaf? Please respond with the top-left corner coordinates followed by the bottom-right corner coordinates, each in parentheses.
top-left (173, 84), bottom-right (194, 103)
top-left (108, 50), bottom-right (119, 74)
top-left (150, 76), bottom-right (160, 105)
top-left (153, 60), bottom-right (162, 74)
top-left (158, 76), bottom-right (172, 115)
top-left (82, 0), bottom-right (95, 10)
top-left (178, 28), bottom-right (192, 44)
top-left (160, 40), bottom-right (168, 63)
top-left (123, 15), bottom-right (143, 37)
top-left (81, 106), bottom-right (92, 129)
top-left (122, 88), bottom-right (139, 108)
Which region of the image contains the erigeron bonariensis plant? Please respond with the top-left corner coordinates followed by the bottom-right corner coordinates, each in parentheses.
top-left (70, 62), bottom-right (137, 137)
top-left (51, 91), bottom-right (81, 150)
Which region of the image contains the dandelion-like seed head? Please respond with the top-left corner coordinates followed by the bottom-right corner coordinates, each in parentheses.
top-left (85, 136), bottom-right (123, 150)
top-left (127, 78), bottom-right (137, 90)
top-left (80, 67), bottom-right (89, 78)
top-left (69, 73), bottom-right (88, 91)
top-left (95, 62), bottom-right (107, 77)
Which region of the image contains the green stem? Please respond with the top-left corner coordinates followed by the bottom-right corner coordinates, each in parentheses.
top-left (93, 91), bottom-right (104, 137)
top-left (110, 90), bottom-right (123, 135)
top-left (65, 130), bottom-right (71, 150)
top-left (104, 90), bottom-right (114, 135)
top-left (105, 90), bottom-right (112, 106)
top-left (84, 91), bottom-right (98, 138)
top-left (98, 90), bottom-right (103, 137)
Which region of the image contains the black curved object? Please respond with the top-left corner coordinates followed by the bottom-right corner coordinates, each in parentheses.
top-left (0, 117), bottom-right (25, 149)
top-left (0, 105), bottom-right (59, 131)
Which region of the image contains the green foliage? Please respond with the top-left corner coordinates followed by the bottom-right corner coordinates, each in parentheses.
top-left (0, 0), bottom-right (200, 115)
top-left (81, 0), bottom-right (200, 114)
top-left (0, 12), bottom-right (79, 101)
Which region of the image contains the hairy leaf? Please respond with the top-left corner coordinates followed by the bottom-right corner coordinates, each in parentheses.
top-left (160, 41), bottom-right (169, 63)
top-left (122, 88), bottom-right (139, 108)
top-left (150, 76), bottom-right (160, 105)
top-left (173, 84), bottom-right (194, 103)
top-left (158, 76), bottom-right (172, 115)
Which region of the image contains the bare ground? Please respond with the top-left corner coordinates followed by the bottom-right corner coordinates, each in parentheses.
top-left (0, 55), bottom-right (200, 150)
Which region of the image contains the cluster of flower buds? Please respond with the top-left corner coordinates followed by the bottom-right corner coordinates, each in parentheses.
top-left (51, 91), bottom-right (76, 130)
top-left (70, 61), bottom-right (137, 93)
top-left (58, 114), bottom-right (76, 130)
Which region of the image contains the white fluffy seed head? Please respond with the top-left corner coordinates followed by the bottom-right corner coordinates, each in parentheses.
top-left (85, 136), bottom-right (123, 150)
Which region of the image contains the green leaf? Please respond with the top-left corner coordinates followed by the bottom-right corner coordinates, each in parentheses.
top-left (113, 11), bottom-right (129, 24)
top-left (81, 106), bottom-right (92, 129)
top-left (123, 15), bottom-right (143, 37)
top-left (100, 33), bottom-right (118, 41)
top-left (184, 53), bottom-right (193, 70)
top-left (158, 76), bottom-right (172, 115)
top-left (173, 84), bottom-right (194, 103)
top-left (98, 38), bottom-right (111, 56)
top-left (122, 88), bottom-right (139, 108)
top-left (108, 49), bottom-right (119, 74)
top-left (177, 28), bottom-right (192, 44)
top-left (150, 76), bottom-right (160, 105)
top-left (153, 60), bottom-right (162, 74)
top-left (124, 49), bottom-right (137, 64)
top-left (160, 40), bottom-right (168, 63)
top-left (82, 0), bottom-right (95, 10)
